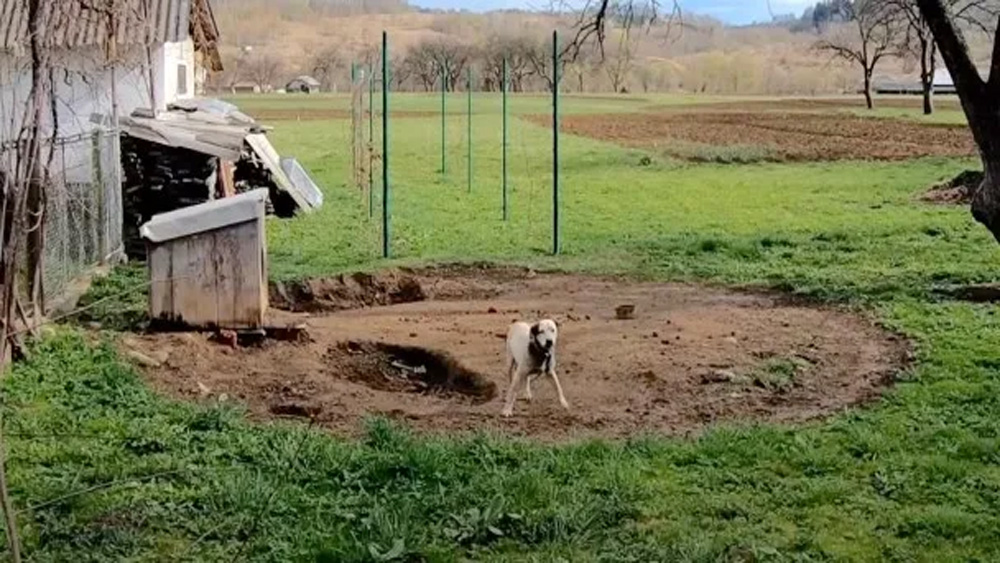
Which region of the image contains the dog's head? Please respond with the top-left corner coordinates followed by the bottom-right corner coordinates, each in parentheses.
top-left (530, 319), bottom-right (558, 353)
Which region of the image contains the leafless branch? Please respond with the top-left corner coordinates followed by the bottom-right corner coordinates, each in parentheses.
top-left (555, 0), bottom-right (681, 63)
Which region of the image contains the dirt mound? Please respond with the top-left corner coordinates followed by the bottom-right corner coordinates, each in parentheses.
top-left (923, 170), bottom-right (982, 204)
top-left (532, 111), bottom-right (975, 162)
top-left (126, 268), bottom-right (910, 440)
top-left (269, 265), bottom-right (529, 312)
top-left (270, 270), bottom-right (428, 312)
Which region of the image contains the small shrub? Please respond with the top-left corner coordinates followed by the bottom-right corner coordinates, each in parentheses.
top-left (751, 358), bottom-right (801, 392)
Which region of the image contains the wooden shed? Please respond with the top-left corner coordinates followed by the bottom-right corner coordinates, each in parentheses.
top-left (141, 189), bottom-right (269, 330)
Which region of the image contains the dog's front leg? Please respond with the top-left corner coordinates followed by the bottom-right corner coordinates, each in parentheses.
top-left (502, 366), bottom-right (528, 417)
top-left (547, 356), bottom-right (569, 410)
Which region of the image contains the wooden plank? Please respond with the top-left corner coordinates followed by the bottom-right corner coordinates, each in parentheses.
top-left (210, 220), bottom-right (265, 329)
top-left (218, 159), bottom-right (236, 198)
top-left (168, 231), bottom-right (217, 327)
top-left (147, 243), bottom-right (173, 321)
top-left (258, 214), bottom-right (268, 316)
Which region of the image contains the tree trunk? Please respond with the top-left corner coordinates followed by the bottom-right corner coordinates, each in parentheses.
top-left (921, 38), bottom-right (935, 115)
top-left (972, 124), bottom-right (1000, 232)
top-left (917, 0), bottom-right (1000, 241)
top-left (26, 0), bottom-right (48, 317)
top-left (922, 74), bottom-right (935, 115)
top-left (863, 69), bottom-right (874, 109)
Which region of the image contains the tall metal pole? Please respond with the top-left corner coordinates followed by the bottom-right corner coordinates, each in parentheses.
top-left (467, 66), bottom-right (472, 193)
top-left (552, 30), bottom-right (560, 255)
top-left (351, 61), bottom-right (358, 191)
top-left (441, 61), bottom-right (447, 176)
top-left (382, 32), bottom-right (390, 258)
top-left (368, 62), bottom-right (374, 219)
top-left (502, 57), bottom-right (508, 222)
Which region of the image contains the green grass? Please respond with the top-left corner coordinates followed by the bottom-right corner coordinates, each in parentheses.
top-left (229, 91), bottom-right (756, 119)
top-left (264, 102), bottom-right (991, 301)
top-left (9, 94), bottom-right (1000, 561)
top-left (856, 106), bottom-right (968, 126)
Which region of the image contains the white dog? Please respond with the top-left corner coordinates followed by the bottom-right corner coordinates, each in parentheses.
top-left (501, 319), bottom-right (569, 417)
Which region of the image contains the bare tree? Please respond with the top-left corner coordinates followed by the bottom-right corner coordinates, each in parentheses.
top-left (891, 0), bottom-right (940, 113)
top-left (480, 34), bottom-right (536, 92)
top-left (311, 46), bottom-right (346, 91)
top-left (387, 54), bottom-right (410, 90)
top-left (402, 42), bottom-right (439, 91)
top-left (889, 0), bottom-right (995, 115)
top-left (604, 26), bottom-right (640, 92)
top-left (402, 39), bottom-right (472, 92)
top-left (566, 47), bottom-right (600, 92)
top-left (526, 34), bottom-right (574, 93)
top-left (243, 53), bottom-right (282, 91)
top-left (917, 0), bottom-right (1000, 240)
top-left (441, 44), bottom-right (473, 92)
top-left (557, 0), bottom-right (681, 61)
top-left (815, 0), bottom-right (904, 109)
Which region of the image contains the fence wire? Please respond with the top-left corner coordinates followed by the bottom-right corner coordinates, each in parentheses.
top-left (43, 128), bottom-right (123, 305)
top-left (1, 128), bottom-right (123, 308)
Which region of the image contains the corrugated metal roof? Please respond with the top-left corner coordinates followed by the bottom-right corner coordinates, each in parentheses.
top-left (0, 0), bottom-right (218, 56)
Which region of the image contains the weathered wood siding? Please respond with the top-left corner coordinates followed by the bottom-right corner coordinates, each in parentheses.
top-left (147, 216), bottom-right (267, 329)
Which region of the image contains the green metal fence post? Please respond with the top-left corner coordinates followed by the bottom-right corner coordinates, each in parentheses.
top-left (467, 66), bottom-right (472, 193)
top-left (368, 62), bottom-right (374, 219)
top-left (552, 30), bottom-right (560, 255)
top-left (441, 61), bottom-right (447, 176)
top-left (502, 57), bottom-right (508, 222)
top-left (382, 32), bottom-right (390, 259)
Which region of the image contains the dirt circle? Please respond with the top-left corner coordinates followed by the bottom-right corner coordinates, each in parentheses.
top-left (125, 266), bottom-right (909, 440)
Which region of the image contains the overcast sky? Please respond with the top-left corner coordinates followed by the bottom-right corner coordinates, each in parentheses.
top-left (409, 1), bottom-right (817, 25)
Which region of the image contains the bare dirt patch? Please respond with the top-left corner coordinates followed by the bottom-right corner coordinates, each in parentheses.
top-left (124, 267), bottom-right (909, 440)
top-left (534, 111), bottom-right (975, 162)
top-left (649, 97), bottom-right (965, 114)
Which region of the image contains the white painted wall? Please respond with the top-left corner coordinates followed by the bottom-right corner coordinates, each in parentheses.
top-left (1, 47), bottom-right (153, 136)
top-left (0, 38), bottom-right (198, 186)
top-left (1, 47), bottom-right (154, 184)
top-left (152, 38), bottom-right (196, 112)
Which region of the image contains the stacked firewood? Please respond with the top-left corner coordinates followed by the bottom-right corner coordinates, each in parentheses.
top-left (120, 135), bottom-right (218, 259)
top-left (234, 145), bottom-right (295, 217)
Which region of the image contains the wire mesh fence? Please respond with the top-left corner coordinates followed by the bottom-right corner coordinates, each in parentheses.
top-left (3, 128), bottom-right (124, 307)
top-left (43, 128), bottom-right (123, 305)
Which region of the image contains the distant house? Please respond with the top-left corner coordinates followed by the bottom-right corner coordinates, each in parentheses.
top-left (231, 82), bottom-right (262, 94)
top-left (932, 68), bottom-right (957, 95)
top-left (286, 75), bottom-right (322, 94)
top-left (872, 78), bottom-right (921, 95)
top-left (873, 67), bottom-right (976, 96)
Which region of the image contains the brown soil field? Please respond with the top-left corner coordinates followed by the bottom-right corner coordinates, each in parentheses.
top-left (123, 266), bottom-right (909, 441)
top-left (650, 97), bottom-right (965, 113)
top-left (537, 111), bottom-right (975, 162)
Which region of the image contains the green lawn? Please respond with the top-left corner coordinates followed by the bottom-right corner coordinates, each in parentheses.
top-left (7, 94), bottom-right (1000, 561)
